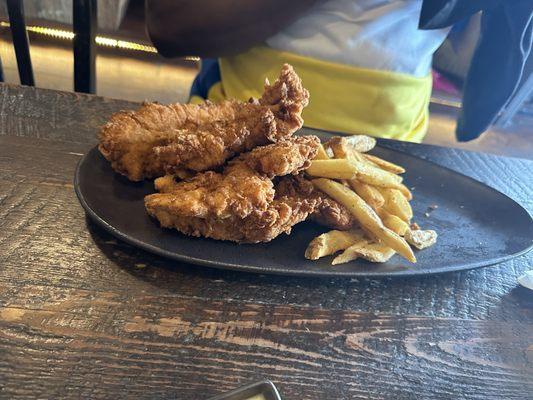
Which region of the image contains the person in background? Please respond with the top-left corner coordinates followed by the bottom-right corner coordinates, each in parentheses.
top-left (146, 0), bottom-right (532, 143)
top-left (146, 0), bottom-right (448, 143)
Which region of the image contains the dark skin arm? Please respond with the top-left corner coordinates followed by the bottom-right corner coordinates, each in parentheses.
top-left (145, 0), bottom-right (321, 58)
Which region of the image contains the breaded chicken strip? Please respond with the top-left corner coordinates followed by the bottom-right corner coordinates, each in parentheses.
top-left (144, 136), bottom-right (320, 243)
top-left (99, 64), bottom-right (309, 181)
top-left (150, 194), bottom-right (319, 243)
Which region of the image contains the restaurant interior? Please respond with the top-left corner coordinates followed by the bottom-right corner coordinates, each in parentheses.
top-left (0, 1), bottom-right (532, 399)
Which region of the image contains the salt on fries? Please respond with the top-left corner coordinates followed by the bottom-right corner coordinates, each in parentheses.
top-left (304, 135), bottom-right (437, 266)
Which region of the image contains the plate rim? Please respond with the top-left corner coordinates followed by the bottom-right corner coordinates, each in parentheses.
top-left (74, 145), bottom-right (533, 278)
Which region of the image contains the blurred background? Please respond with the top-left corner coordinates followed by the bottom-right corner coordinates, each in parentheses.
top-left (0, 0), bottom-right (530, 158)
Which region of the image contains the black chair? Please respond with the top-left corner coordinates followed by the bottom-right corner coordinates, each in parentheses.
top-left (2, 0), bottom-right (97, 94)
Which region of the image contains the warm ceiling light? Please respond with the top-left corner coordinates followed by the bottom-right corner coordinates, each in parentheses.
top-left (0, 21), bottom-right (200, 61)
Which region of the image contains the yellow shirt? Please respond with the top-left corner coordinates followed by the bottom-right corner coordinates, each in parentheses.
top-left (192, 46), bottom-right (432, 142)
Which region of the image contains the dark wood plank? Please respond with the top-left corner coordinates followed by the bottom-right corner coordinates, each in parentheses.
top-left (0, 84), bottom-right (135, 143)
top-left (0, 84), bottom-right (532, 400)
top-left (1, 285), bottom-right (532, 400)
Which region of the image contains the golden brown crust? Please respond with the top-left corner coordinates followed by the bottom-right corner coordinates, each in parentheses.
top-left (148, 197), bottom-right (318, 244)
top-left (234, 135), bottom-right (320, 178)
top-left (98, 64), bottom-right (309, 181)
top-left (145, 136), bottom-right (321, 243)
top-left (313, 197), bottom-right (356, 230)
top-left (147, 168), bottom-right (274, 220)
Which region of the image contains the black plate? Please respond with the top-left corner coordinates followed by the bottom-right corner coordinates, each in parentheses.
top-left (74, 143), bottom-right (533, 277)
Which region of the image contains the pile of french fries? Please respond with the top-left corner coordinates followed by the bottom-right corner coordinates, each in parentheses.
top-left (304, 135), bottom-right (437, 265)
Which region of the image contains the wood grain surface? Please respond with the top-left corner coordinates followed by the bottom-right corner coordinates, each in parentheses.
top-left (0, 84), bottom-right (532, 400)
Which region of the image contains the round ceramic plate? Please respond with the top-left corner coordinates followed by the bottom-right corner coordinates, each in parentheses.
top-left (75, 143), bottom-right (533, 277)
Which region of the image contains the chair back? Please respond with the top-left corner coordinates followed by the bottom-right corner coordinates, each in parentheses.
top-left (3, 0), bottom-right (97, 94)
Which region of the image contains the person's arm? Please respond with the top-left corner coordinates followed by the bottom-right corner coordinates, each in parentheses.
top-left (145, 0), bottom-right (320, 58)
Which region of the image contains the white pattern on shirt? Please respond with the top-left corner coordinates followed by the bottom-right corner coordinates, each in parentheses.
top-left (266, 0), bottom-right (450, 77)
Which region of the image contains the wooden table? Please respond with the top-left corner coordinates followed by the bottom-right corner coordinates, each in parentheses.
top-left (1, 84), bottom-right (532, 400)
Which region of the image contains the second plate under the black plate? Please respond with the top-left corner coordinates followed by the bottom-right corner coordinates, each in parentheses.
top-left (74, 143), bottom-right (532, 277)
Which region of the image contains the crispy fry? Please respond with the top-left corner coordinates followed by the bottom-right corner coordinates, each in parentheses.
top-left (362, 153), bottom-right (405, 174)
top-left (397, 183), bottom-right (413, 200)
top-left (405, 228), bottom-right (437, 250)
top-left (332, 242), bottom-right (395, 265)
top-left (379, 211), bottom-right (409, 236)
top-left (326, 135), bottom-right (376, 158)
top-left (348, 180), bottom-right (385, 210)
top-left (351, 160), bottom-right (403, 188)
top-left (312, 178), bottom-right (416, 262)
top-left (380, 188), bottom-right (413, 222)
top-left (306, 159), bottom-right (358, 179)
top-left (327, 144), bottom-right (365, 163)
top-left (314, 144), bottom-right (331, 160)
top-left (307, 159), bottom-right (403, 189)
top-left (305, 229), bottom-right (366, 260)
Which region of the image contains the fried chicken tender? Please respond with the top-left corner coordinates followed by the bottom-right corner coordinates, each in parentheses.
top-left (99, 64), bottom-right (309, 181)
top-left (150, 166), bottom-right (275, 221)
top-left (148, 194), bottom-right (320, 244)
top-left (145, 136), bottom-right (320, 243)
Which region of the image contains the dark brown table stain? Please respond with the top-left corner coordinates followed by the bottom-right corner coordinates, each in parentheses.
top-left (0, 83), bottom-right (532, 400)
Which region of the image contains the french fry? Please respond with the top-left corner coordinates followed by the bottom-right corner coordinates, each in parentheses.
top-left (379, 211), bottom-right (409, 236)
top-left (362, 153), bottom-right (405, 174)
top-left (405, 228), bottom-right (437, 250)
top-left (332, 242), bottom-right (395, 265)
top-left (312, 178), bottom-right (416, 262)
top-left (348, 180), bottom-right (385, 210)
top-left (327, 143), bottom-right (365, 163)
top-left (307, 159), bottom-right (403, 189)
top-left (306, 159), bottom-right (358, 179)
top-left (397, 183), bottom-right (413, 201)
top-left (326, 135), bottom-right (377, 156)
top-left (305, 229), bottom-right (366, 260)
top-left (314, 144), bottom-right (331, 160)
top-left (380, 188), bottom-right (413, 222)
top-left (351, 160), bottom-right (403, 188)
